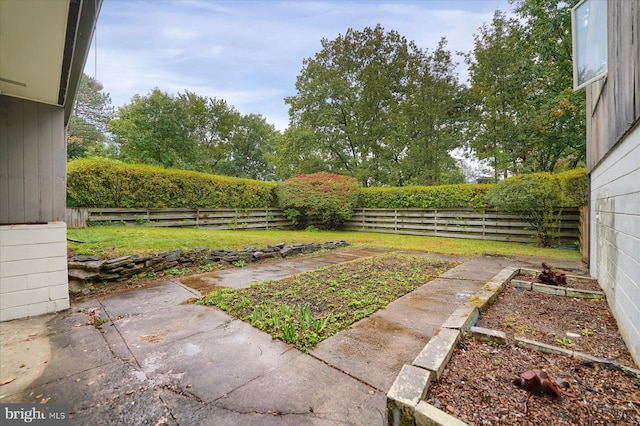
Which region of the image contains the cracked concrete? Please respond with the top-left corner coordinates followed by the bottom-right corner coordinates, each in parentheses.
top-left (0, 248), bottom-right (585, 424)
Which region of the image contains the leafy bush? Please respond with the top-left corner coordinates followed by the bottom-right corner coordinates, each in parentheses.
top-left (486, 172), bottom-right (564, 247)
top-left (275, 172), bottom-right (359, 229)
top-left (357, 184), bottom-right (492, 209)
top-left (557, 168), bottom-right (588, 206)
top-left (67, 158), bottom-right (276, 208)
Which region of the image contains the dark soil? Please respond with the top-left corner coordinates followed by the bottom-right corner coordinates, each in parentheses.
top-left (425, 285), bottom-right (640, 425)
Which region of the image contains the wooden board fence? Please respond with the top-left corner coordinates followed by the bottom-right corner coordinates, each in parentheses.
top-left (343, 208), bottom-right (580, 244)
top-left (69, 208), bottom-right (293, 230)
top-left (67, 207), bottom-right (582, 246)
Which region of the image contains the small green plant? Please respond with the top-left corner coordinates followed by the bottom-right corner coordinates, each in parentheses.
top-left (581, 328), bottom-right (592, 337)
top-left (281, 322), bottom-right (297, 343)
top-left (165, 268), bottom-right (179, 277)
top-left (556, 337), bottom-right (575, 348)
top-left (233, 260), bottom-right (246, 268)
top-left (494, 358), bottom-right (502, 366)
top-left (146, 270), bottom-right (157, 278)
top-left (134, 215), bottom-right (146, 225)
top-left (305, 225), bottom-right (319, 232)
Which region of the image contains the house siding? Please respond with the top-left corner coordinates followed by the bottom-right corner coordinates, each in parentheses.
top-left (589, 125), bottom-right (640, 365)
top-left (586, 0), bottom-right (640, 366)
top-left (0, 96), bottom-right (69, 321)
top-left (0, 95), bottom-right (66, 224)
top-left (0, 222), bottom-right (69, 321)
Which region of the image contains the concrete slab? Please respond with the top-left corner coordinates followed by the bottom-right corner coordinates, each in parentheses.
top-left (137, 319), bottom-right (302, 403)
top-left (179, 247), bottom-right (391, 291)
top-left (312, 314), bottom-right (434, 392)
top-left (213, 352), bottom-right (387, 425)
top-left (0, 315), bottom-right (53, 402)
top-left (108, 303), bottom-right (232, 357)
top-left (98, 281), bottom-right (199, 317)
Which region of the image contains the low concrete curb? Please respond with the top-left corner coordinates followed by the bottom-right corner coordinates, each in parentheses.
top-left (517, 268), bottom-right (605, 299)
top-left (386, 266), bottom-right (518, 426)
top-left (515, 338), bottom-right (640, 377)
top-left (510, 278), bottom-right (605, 298)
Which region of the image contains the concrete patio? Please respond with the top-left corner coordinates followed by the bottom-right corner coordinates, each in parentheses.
top-left (0, 248), bottom-right (585, 425)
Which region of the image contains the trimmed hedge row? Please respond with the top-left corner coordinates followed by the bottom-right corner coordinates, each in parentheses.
top-left (557, 168), bottom-right (588, 207)
top-left (67, 158), bottom-right (276, 208)
top-left (357, 184), bottom-right (493, 209)
top-left (66, 159), bottom-right (588, 210)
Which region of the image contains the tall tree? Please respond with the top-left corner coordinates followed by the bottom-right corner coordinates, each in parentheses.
top-left (218, 114), bottom-right (279, 180)
top-left (400, 38), bottom-right (465, 185)
top-left (67, 73), bottom-right (114, 159)
top-left (511, 0), bottom-right (586, 172)
top-left (109, 88), bottom-right (195, 169)
top-left (177, 91), bottom-right (241, 173)
top-left (285, 24), bottom-right (463, 186)
top-left (464, 11), bottom-right (527, 181)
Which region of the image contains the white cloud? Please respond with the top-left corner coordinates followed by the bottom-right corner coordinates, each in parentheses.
top-left (88, 0), bottom-right (510, 131)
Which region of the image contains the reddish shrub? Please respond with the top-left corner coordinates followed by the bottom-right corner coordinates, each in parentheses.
top-left (276, 172), bottom-right (359, 229)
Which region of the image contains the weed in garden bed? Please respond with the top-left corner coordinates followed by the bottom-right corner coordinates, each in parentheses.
top-left (198, 253), bottom-right (458, 352)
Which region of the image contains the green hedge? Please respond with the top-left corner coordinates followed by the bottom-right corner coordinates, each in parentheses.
top-left (357, 184), bottom-right (493, 209)
top-left (67, 159), bottom-right (588, 211)
top-left (67, 158), bottom-right (276, 208)
top-left (556, 168), bottom-right (588, 206)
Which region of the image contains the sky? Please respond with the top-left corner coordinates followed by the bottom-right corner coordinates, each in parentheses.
top-left (87, 0), bottom-right (512, 131)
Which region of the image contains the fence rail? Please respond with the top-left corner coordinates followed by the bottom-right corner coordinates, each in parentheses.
top-left (66, 208), bottom-right (293, 230)
top-left (343, 208), bottom-right (580, 244)
top-left (67, 207), bottom-right (581, 245)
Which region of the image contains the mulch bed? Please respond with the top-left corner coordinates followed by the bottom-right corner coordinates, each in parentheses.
top-left (425, 284), bottom-right (640, 425)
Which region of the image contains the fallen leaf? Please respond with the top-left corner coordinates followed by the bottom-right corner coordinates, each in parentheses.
top-left (19, 364), bottom-right (25, 369)
top-left (0, 377), bottom-right (16, 386)
top-left (154, 416), bottom-right (168, 426)
top-left (35, 394), bottom-right (43, 399)
top-left (446, 405), bottom-right (455, 413)
top-left (87, 381), bottom-right (95, 386)
top-left (40, 397), bottom-right (50, 403)
top-left (97, 373), bottom-right (105, 379)
top-left (125, 390), bottom-right (135, 395)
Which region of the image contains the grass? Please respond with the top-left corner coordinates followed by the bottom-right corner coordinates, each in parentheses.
top-left (67, 226), bottom-right (581, 260)
top-left (198, 253), bottom-right (457, 351)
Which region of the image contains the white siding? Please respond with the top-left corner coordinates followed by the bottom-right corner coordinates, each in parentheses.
top-left (0, 222), bottom-right (69, 321)
top-left (590, 124), bottom-right (640, 365)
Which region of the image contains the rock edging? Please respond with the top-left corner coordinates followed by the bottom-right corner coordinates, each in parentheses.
top-left (68, 241), bottom-right (349, 293)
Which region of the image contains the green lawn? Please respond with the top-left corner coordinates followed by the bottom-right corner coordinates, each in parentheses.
top-left (67, 226), bottom-right (581, 260)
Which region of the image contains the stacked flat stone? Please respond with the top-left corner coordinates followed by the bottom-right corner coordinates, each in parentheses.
top-left (68, 241), bottom-right (349, 292)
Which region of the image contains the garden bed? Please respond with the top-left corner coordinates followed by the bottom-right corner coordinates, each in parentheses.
top-left (198, 253), bottom-right (458, 352)
top-left (424, 283), bottom-right (640, 425)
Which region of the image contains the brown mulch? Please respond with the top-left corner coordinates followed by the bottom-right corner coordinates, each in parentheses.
top-left (425, 285), bottom-right (640, 425)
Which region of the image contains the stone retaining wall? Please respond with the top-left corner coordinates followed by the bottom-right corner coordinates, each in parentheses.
top-left (68, 241), bottom-right (349, 292)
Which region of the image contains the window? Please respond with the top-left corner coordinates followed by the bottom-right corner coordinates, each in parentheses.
top-left (572, 0), bottom-right (608, 90)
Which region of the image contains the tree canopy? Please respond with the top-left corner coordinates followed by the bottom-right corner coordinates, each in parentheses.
top-left (284, 24), bottom-right (463, 187)
top-left (108, 89), bottom-right (280, 178)
top-left (76, 0), bottom-right (586, 185)
top-left (67, 73), bottom-right (114, 159)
